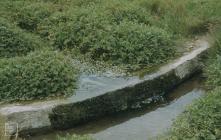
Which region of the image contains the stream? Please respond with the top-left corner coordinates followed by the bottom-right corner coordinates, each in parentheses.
top-left (24, 76), bottom-right (205, 140)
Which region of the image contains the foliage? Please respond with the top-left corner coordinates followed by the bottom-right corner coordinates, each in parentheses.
top-left (14, 2), bottom-right (55, 31)
top-left (53, 18), bottom-right (174, 65)
top-left (160, 21), bottom-right (221, 140)
top-left (0, 18), bottom-right (38, 58)
top-left (0, 51), bottom-right (78, 102)
top-left (57, 134), bottom-right (94, 140)
top-left (0, 0), bottom-right (220, 102)
top-left (110, 22), bottom-right (174, 65)
top-left (206, 55), bottom-right (221, 88)
top-left (0, 0), bottom-right (176, 67)
top-left (1, 0), bottom-right (220, 67)
top-left (165, 87), bottom-right (221, 140)
top-left (205, 27), bottom-right (221, 88)
top-left (102, 0), bottom-right (153, 25)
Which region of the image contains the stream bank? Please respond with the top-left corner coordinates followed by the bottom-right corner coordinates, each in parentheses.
top-left (0, 37), bottom-right (210, 139)
top-left (25, 76), bottom-right (205, 140)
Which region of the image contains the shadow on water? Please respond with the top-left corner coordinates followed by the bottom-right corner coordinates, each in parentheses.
top-left (24, 75), bottom-right (205, 140)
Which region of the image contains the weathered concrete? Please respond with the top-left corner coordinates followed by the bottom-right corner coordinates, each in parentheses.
top-left (0, 38), bottom-right (210, 138)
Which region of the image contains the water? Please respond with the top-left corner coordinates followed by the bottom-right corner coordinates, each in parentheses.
top-left (23, 76), bottom-right (204, 140)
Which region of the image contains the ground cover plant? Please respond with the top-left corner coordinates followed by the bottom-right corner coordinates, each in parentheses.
top-left (1, 0), bottom-right (219, 66)
top-left (0, 18), bottom-right (39, 58)
top-left (2, 0), bottom-right (214, 67)
top-left (0, 0), bottom-right (220, 139)
top-left (0, 51), bottom-right (78, 102)
top-left (165, 87), bottom-right (221, 140)
top-left (160, 26), bottom-right (221, 140)
top-left (0, 0), bottom-right (220, 101)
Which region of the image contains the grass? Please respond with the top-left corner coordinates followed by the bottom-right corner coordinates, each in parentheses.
top-left (159, 24), bottom-right (221, 140)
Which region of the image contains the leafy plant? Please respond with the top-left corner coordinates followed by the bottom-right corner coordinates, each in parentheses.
top-left (107, 21), bottom-right (174, 65)
top-left (52, 17), bottom-right (175, 65)
top-left (0, 18), bottom-right (38, 58)
top-left (165, 87), bottom-right (221, 140)
top-left (103, 0), bottom-right (153, 25)
top-left (15, 2), bottom-right (54, 31)
top-left (0, 51), bottom-right (78, 102)
top-left (160, 20), bottom-right (221, 140)
top-left (204, 26), bottom-right (221, 88)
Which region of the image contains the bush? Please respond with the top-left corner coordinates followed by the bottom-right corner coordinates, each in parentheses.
top-left (1, 0), bottom-right (219, 68)
top-left (206, 56), bottom-right (221, 88)
top-left (161, 23), bottom-right (221, 140)
top-left (106, 22), bottom-right (174, 65)
top-left (53, 17), bottom-right (174, 65)
top-left (103, 0), bottom-right (153, 25)
top-left (0, 18), bottom-right (37, 58)
top-left (166, 87), bottom-right (221, 140)
top-left (15, 2), bottom-right (54, 31)
top-left (0, 51), bottom-right (78, 101)
top-left (51, 7), bottom-right (111, 51)
top-left (37, 12), bottom-right (72, 38)
top-left (205, 27), bottom-right (221, 88)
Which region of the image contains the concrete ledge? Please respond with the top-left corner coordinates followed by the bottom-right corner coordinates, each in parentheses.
top-left (0, 38), bottom-right (210, 137)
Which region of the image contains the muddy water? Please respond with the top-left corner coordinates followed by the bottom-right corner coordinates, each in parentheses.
top-left (24, 76), bottom-right (205, 140)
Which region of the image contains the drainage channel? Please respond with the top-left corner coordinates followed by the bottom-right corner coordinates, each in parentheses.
top-left (24, 76), bottom-right (205, 140)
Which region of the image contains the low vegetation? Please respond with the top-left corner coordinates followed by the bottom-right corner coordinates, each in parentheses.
top-left (161, 27), bottom-right (221, 140)
top-left (0, 18), bottom-right (39, 58)
top-left (2, 0), bottom-right (220, 67)
top-left (0, 51), bottom-right (78, 102)
top-left (0, 0), bottom-right (220, 139)
top-left (0, 0), bottom-right (220, 101)
top-left (166, 87), bottom-right (221, 140)
top-left (53, 21), bottom-right (174, 65)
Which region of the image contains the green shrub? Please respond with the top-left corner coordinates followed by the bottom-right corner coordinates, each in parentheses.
top-left (106, 22), bottom-right (175, 65)
top-left (0, 18), bottom-right (37, 58)
top-left (15, 2), bottom-right (54, 31)
top-left (57, 134), bottom-right (93, 140)
top-left (34, 2), bottom-right (175, 66)
top-left (205, 27), bottom-right (221, 88)
top-left (37, 12), bottom-right (72, 38)
top-left (51, 7), bottom-right (111, 50)
top-left (0, 51), bottom-right (78, 102)
top-left (103, 0), bottom-right (153, 25)
top-left (166, 87), bottom-right (221, 140)
top-left (160, 21), bottom-right (221, 140)
top-left (139, 0), bottom-right (168, 16)
top-left (1, 0), bottom-right (220, 68)
top-left (53, 17), bottom-right (174, 65)
top-left (205, 56), bottom-right (221, 88)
